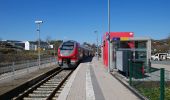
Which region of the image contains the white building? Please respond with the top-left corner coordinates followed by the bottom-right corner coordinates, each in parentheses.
top-left (1, 40), bottom-right (53, 51)
top-left (24, 41), bottom-right (37, 50)
top-left (49, 45), bottom-right (54, 49)
top-left (24, 41), bottom-right (53, 50)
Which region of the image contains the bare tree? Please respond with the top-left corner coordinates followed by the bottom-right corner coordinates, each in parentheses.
top-left (167, 33), bottom-right (170, 39)
top-left (46, 36), bottom-right (51, 44)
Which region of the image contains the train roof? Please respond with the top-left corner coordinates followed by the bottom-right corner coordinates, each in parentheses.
top-left (80, 45), bottom-right (93, 51)
top-left (63, 40), bottom-right (78, 43)
top-left (61, 40), bottom-right (92, 51)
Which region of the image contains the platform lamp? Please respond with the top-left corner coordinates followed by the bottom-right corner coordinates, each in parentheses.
top-left (94, 30), bottom-right (99, 60)
top-left (107, 0), bottom-right (111, 72)
top-left (35, 20), bottom-right (43, 68)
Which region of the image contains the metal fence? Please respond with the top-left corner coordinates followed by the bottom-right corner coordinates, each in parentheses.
top-left (129, 60), bottom-right (170, 100)
top-left (165, 70), bottom-right (170, 100)
top-left (0, 57), bottom-right (57, 75)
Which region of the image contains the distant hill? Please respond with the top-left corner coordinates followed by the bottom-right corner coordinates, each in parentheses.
top-left (152, 38), bottom-right (170, 54)
top-left (0, 40), bottom-right (66, 63)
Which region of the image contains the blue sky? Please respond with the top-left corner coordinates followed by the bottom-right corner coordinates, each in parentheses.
top-left (0, 0), bottom-right (170, 44)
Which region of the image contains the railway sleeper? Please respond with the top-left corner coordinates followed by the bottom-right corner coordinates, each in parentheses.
top-left (40, 85), bottom-right (58, 88)
top-left (33, 90), bottom-right (53, 94)
top-left (43, 83), bottom-right (59, 86)
top-left (52, 97), bottom-right (58, 100)
top-left (24, 97), bottom-right (46, 100)
top-left (54, 92), bottom-right (60, 96)
top-left (28, 93), bottom-right (50, 97)
top-left (48, 79), bottom-right (63, 82)
top-left (36, 87), bottom-right (55, 91)
top-left (46, 81), bottom-right (60, 84)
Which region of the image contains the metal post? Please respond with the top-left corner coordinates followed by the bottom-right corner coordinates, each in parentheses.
top-left (94, 31), bottom-right (99, 60)
top-left (148, 59), bottom-right (151, 73)
top-left (27, 60), bottom-right (29, 73)
top-left (101, 37), bottom-right (103, 63)
top-left (12, 62), bottom-right (15, 79)
top-left (37, 59), bottom-right (38, 67)
top-left (129, 59), bottom-right (132, 86)
top-left (44, 58), bottom-right (46, 67)
top-left (35, 20), bottom-right (43, 69)
top-left (110, 41), bottom-right (113, 71)
top-left (37, 24), bottom-right (41, 68)
top-left (97, 32), bottom-right (99, 60)
top-left (147, 39), bottom-right (151, 73)
top-left (54, 48), bottom-right (56, 57)
top-left (101, 44), bottom-right (103, 63)
top-left (113, 42), bottom-right (116, 69)
top-left (50, 57), bottom-right (52, 66)
top-left (160, 68), bottom-right (165, 100)
top-left (55, 56), bottom-right (57, 65)
top-left (108, 0), bottom-right (111, 72)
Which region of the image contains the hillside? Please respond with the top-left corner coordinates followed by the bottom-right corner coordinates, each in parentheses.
top-left (0, 40), bottom-right (65, 63)
top-left (152, 38), bottom-right (170, 54)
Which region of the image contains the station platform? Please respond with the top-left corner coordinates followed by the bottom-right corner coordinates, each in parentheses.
top-left (58, 57), bottom-right (139, 100)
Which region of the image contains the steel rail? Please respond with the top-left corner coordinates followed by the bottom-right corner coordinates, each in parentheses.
top-left (14, 68), bottom-right (63, 100)
top-left (47, 70), bottom-right (74, 100)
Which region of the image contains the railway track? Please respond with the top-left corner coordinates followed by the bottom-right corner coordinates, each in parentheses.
top-left (13, 69), bottom-right (73, 100)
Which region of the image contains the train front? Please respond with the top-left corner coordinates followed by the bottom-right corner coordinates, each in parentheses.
top-left (57, 41), bottom-right (78, 68)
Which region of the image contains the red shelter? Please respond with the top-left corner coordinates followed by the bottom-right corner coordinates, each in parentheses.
top-left (102, 32), bottom-right (134, 67)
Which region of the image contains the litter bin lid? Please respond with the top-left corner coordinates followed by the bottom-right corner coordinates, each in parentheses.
top-left (131, 59), bottom-right (144, 63)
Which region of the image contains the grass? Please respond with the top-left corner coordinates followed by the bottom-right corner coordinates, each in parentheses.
top-left (0, 48), bottom-right (55, 63)
top-left (137, 86), bottom-right (170, 100)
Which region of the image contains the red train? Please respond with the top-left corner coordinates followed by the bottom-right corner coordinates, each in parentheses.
top-left (57, 40), bottom-right (93, 68)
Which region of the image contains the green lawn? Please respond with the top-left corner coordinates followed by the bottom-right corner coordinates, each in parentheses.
top-left (137, 87), bottom-right (170, 100)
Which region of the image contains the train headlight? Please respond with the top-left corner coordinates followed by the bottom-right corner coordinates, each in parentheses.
top-left (72, 55), bottom-right (77, 58)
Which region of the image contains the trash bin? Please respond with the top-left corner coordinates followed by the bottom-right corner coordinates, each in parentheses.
top-left (131, 60), bottom-right (144, 78)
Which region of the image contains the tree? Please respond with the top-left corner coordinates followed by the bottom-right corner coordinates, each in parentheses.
top-left (83, 42), bottom-right (91, 47)
top-left (50, 40), bottom-right (63, 50)
top-left (46, 36), bottom-right (51, 44)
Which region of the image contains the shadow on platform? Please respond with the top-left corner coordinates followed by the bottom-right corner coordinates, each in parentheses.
top-left (81, 56), bottom-right (93, 63)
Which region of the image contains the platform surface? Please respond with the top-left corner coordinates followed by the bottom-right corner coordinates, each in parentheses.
top-left (58, 57), bottom-right (139, 100)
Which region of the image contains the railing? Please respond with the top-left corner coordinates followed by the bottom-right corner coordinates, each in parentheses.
top-left (0, 57), bottom-right (57, 75)
top-left (164, 70), bottom-right (170, 100)
top-left (129, 60), bottom-right (170, 100)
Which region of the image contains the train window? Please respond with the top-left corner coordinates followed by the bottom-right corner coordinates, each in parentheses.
top-left (63, 42), bottom-right (74, 46)
top-left (61, 42), bottom-right (74, 50)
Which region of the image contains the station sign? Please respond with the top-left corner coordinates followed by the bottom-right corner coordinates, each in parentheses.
top-left (120, 37), bottom-right (129, 41)
top-left (112, 37), bottom-right (120, 41)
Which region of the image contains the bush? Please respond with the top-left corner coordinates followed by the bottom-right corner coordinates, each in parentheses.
top-left (0, 48), bottom-right (53, 63)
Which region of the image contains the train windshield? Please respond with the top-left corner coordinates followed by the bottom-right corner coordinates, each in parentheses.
top-left (60, 42), bottom-right (74, 50)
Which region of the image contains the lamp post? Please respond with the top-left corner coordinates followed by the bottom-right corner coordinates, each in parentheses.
top-left (35, 20), bottom-right (43, 68)
top-left (94, 31), bottom-right (99, 60)
top-left (108, 0), bottom-right (111, 72)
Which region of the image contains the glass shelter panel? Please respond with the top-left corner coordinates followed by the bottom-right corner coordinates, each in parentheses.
top-left (116, 40), bottom-right (148, 70)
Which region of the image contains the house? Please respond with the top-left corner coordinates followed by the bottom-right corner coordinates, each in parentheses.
top-left (25, 41), bottom-right (52, 50)
top-left (0, 40), bottom-right (53, 51)
top-left (25, 41), bottom-right (37, 50)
